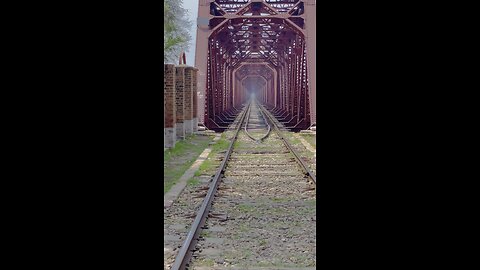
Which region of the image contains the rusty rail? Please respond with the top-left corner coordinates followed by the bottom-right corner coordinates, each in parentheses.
top-left (171, 99), bottom-right (315, 269)
top-left (170, 102), bottom-right (251, 270)
top-left (259, 103), bottom-right (317, 184)
top-left (244, 98), bottom-right (271, 142)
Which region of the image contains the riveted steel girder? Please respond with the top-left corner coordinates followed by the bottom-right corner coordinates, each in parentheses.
top-left (195, 0), bottom-right (315, 130)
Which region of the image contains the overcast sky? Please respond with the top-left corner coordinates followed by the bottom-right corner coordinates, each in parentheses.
top-left (183, 0), bottom-right (199, 66)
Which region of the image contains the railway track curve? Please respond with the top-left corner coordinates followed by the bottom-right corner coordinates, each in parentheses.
top-left (167, 98), bottom-right (316, 270)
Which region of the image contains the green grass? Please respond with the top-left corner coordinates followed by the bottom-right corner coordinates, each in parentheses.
top-left (271, 197), bottom-right (290, 202)
top-left (211, 133), bottom-right (230, 152)
top-left (164, 135), bottom-right (200, 163)
top-left (163, 135), bottom-right (212, 194)
top-left (194, 133), bottom-right (230, 176)
top-left (253, 260), bottom-right (288, 267)
top-left (200, 231), bottom-right (211, 238)
top-left (164, 167), bottom-right (194, 195)
top-left (306, 199), bottom-right (316, 206)
top-left (283, 132), bottom-right (302, 145)
top-left (187, 177), bottom-right (200, 186)
top-left (253, 257), bottom-right (314, 268)
top-left (237, 204), bottom-right (254, 212)
top-left (198, 258), bottom-right (215, 267)
top-left (239, 248), bottom-right (252, 259)
top-left (281, 131), bottom-right (317, 160)
top-left (301, 133), bottom-right (316, 148)
top-left (238, 224), bottom-right (249, 232)
top-left (195, 161), bottom-right (211, 177)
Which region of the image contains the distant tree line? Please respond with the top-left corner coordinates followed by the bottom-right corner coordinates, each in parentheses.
top-left (164, 0), bottom-right (192, 63)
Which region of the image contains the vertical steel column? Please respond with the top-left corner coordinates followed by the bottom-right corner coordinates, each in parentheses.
top-left (223, 61), bottom-right (227, 112)
top-left (293, 47), bottom-right (300, 122)
top-left (288, 58), bottom-right (294, 116)
top-left (296, 39), bottom-right (303, 123)
top-left (304, 0), bottom-right (316, 124)
top-left (228, 67), bottom-right (233, 110)
top-left (280, 64), bottom-right (286, 111)
top-left (301, 42), bottom-right (309, 123)
top-left (205, 39), bottom-right (214, 127)
top-left (194, 0), bottom-right (211, 124)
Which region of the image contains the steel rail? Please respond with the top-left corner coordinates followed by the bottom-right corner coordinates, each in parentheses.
top-left (170, 102), bottom-right (251, 270)
top-left (255, 99), bottom-right (272, 141)
top-left (244, 98), bottom-right (271, 142)
top-left (259, 103), bottom-right (317, 184)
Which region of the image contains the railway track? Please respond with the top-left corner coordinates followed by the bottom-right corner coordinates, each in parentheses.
top-left (165, 99), bottom-right (316, 270)
top-left (244, 99), bottom-right (271, 142)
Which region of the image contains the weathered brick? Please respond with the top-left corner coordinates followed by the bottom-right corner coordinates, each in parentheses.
top-left (192, 68), bottom-right (198, 131)
top-left (184, 67), bottom-right (194, 134)
top-left (192, 68), bottom-right (198, 118)
top-left (164, 64), bottom-right (176, 148)
top-left (175, 66), bottom-right (186, 139)
top-left (184, 67), bottom-right (193, 121)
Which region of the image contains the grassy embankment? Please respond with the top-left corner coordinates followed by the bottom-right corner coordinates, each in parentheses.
top-left (193, 132), bottom-right (230, 178)
top-left (163, 134), bottom-right (212, 194)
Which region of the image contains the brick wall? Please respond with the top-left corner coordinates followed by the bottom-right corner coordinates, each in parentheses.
top-left (192, 68), bottom-right (198, 119)
top-left (164, 64), bottom-right (177, 148)
top-left (184, 67), bottom-right (193, 121)
top-left (176, 66), bottom-right (186, 140)
top-left (164, 64), bottom-right (176, 128)
top-left (175, 67), bottom-right (186, 125)
top-left (164, 64), bottom-right (199, 148)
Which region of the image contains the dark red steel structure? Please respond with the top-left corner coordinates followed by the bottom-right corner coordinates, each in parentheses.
top-left (195, 0), bottom-right (316, 131)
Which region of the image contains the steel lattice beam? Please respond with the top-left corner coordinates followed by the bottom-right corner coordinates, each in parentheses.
top-left (196, 0), bottom-right (315, 130)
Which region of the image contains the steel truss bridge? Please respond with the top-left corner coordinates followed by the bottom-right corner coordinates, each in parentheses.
top-left (195, 0), bottom-right (316, 131)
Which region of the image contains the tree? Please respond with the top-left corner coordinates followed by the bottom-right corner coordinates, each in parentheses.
top-left (164, 0), bottom-right (192, 63)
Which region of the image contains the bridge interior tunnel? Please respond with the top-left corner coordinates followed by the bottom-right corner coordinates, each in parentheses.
top-left (235, 64), bottom-right (274, 107)
top-left (198, 0), bottom-right (315, 131)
